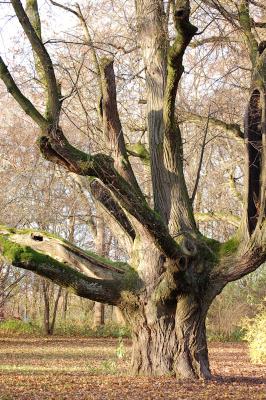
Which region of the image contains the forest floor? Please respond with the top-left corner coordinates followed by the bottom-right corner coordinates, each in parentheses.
top-left (0, 337), bottom-right (265, 400)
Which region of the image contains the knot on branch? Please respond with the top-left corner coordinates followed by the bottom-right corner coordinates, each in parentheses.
top-left (38, 135), bottom-right (71, 170)
top-left (178, 256), bottom-right (188, 271)
top-left (174, 8), bottom-right (188, 19)
top-left (258, 41), bottom-right (266, 55)
top-left (173, 6), bottom-right (190, 27)
top-left (31, 233), bottom-right (44, 242)
top-left (181, 237), bottom-right (197, 257)
top-left (173, 7), bottom-right (198, 40)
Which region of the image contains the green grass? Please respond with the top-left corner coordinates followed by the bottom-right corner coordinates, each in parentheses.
top-left (0, 319), bottom-right (131, 338)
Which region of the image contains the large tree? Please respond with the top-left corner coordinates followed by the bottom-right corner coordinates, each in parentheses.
top-left (0, 0), bottom-right (265, 379)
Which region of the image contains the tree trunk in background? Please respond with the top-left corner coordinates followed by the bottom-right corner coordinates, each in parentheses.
top-left (93, 217), bottom-right (105, 327)
top-left (50, 286), bottom-right (62, 334)
top-left (113, 307), bottom-right (125, 325)
top-left (42, 280), bottom-right (51, 335)
top-left (63, 291), bottom-right (68, 321)
top-left (93, 301), bottom-right (105, 327)
top-left (42, 280), bottom-right (62, 335)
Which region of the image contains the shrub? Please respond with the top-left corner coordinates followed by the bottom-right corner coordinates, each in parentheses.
top-left (0, 319), bottom-right (41, 335)
top-left (90, 322), bottom-right (131, 338)
top-left (54, 320), bottom-right (89, 336)
top-left (243, 307), bottom-right (266, 364)
top-left (207, 326), bottom-right (245, 342)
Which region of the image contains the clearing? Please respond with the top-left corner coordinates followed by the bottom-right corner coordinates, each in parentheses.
top-left (0, 337), bottom-right (265, 399)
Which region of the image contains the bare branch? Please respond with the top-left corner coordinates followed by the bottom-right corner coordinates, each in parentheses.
top-left (50, 0), bottom-right (79, 17)
top-left (191, 109), bottom-right (210, 203)
top-left (50, 0), bottom-right (101, 87)
top-left (195, 211), bottom-right (240, 227)
top-left (71, 174), bottom-right (135, 252)
top-left (190, 35), bottom-right (236, 48)
top-left (180, 110), bottom-right (244, 141)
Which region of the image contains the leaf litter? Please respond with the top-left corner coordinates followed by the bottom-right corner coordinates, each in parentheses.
top-left (0, 338), bottom-right (265, 399)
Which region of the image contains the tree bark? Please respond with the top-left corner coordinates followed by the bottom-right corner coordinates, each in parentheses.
top-left (126, 292), bottom-right (211, 379)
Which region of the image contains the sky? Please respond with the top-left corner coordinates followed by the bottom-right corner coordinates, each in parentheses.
top-left (0, 1), bottom-right (77, 62)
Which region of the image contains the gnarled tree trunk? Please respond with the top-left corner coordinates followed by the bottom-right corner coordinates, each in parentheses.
top-left (126, 289), bottom-right (212, 379)
top-left (121, 239), bottom-right (218, 379)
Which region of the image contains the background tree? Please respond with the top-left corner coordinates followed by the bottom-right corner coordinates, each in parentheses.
top-left (0, 0), bottom-right (265, 380)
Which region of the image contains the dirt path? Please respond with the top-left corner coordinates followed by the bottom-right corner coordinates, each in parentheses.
top-left (0, 337), bottom-right (265, 399)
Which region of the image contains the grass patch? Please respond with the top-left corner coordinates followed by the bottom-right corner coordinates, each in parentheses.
top-left (207, 327), bottom-right (245, 343)
top-left (0, 320), bottom-right (41, 336)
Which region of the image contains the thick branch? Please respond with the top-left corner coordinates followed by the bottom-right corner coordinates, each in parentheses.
top-left (39, 132), bottom-right (182, 259)
top-left (212, 243), bottom-right (266, 283)
top-left (11, 0), bottom-right (60, 123)
top-left (238, 1), bottom-right (259, 66)
top-left (100, 58), bottom-right (142, 194)
top-left (0, 229), bottom-right (128, 305)
top-left (135, 0), bottom-right (170, 223)
top-left (127, 142), bottom-right (150, 166)
top-left (71, 174), bottom-right (135, 252)
top-left (0, 227), bottom-right (129, 279)
top-left (25, 0), bottom-right (55, 118)
top-left (243, 89), bottom-right (263, 234)
top-left (162, 1), bottom-right (198, 233)
top-left (89, 180), bottom-right (136, 242)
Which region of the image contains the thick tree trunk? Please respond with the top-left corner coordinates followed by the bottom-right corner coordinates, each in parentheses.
top-left (123, 235), bottom-right (214, 379)
top-left (127, 294), bottom-right (211, 379)
top-left (130, 311), bottom-right (176, 376)
top-left (174, 295), bottom-right (211, 379)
